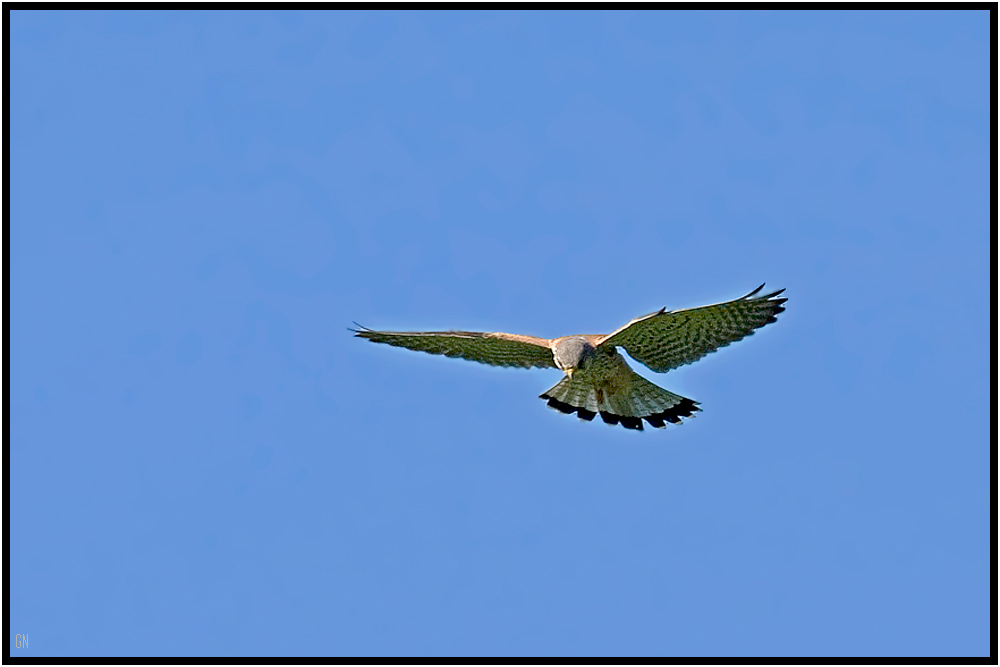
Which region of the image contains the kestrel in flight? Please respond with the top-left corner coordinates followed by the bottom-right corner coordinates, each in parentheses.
top-left (353, 285), bottom-right (787, 431)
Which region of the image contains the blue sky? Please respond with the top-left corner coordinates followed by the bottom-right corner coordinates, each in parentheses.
top-left (9, 10), bottom-right (989, 658)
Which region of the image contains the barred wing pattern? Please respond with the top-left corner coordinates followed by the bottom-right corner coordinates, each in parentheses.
top-left (598, 285), bottom-right (787, 373)
top-left (352, 327), bottom-right (556, 369)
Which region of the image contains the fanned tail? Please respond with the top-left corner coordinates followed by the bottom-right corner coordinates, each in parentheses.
top-left (539, 368), bottom-right (700, 431)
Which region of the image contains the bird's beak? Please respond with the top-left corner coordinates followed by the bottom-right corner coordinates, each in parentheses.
top-left (566, 369), bottom-right (574, 378)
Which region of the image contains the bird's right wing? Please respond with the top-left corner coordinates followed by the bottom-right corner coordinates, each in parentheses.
top-left (352, 327), bottom-right (557, 369)
top-left (597, 285), bottom-right (787, 373)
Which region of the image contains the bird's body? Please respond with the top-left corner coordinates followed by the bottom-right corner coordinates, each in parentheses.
top-left (539, 344), bottom-right (700, 429)
top-left (353, 285), bottom-right (786, 431)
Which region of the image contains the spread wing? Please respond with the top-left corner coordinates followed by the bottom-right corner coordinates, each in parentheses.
top-left (597, 284), bottom-right (787, 373)
top-left (352, 326), bottom-right (556, 369)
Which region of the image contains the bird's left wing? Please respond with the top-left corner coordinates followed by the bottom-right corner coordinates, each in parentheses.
top-left (597, 285), bottom-right (787, 373)
top-left (352, 327), bottom-right (557, 369)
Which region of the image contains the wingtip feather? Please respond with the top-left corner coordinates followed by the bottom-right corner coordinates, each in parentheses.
top-left (746, 285), bottom-right (787, 302)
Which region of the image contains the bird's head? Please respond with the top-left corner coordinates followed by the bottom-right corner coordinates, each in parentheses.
top-left (553, 336), bottom-right (595, 374)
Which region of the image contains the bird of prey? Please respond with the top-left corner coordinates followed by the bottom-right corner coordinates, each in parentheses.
top-left (352, 285), bottom-right (786, 431)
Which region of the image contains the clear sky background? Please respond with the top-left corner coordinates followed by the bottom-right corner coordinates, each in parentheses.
top-left (9, 10), bottom-right (990, 658)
